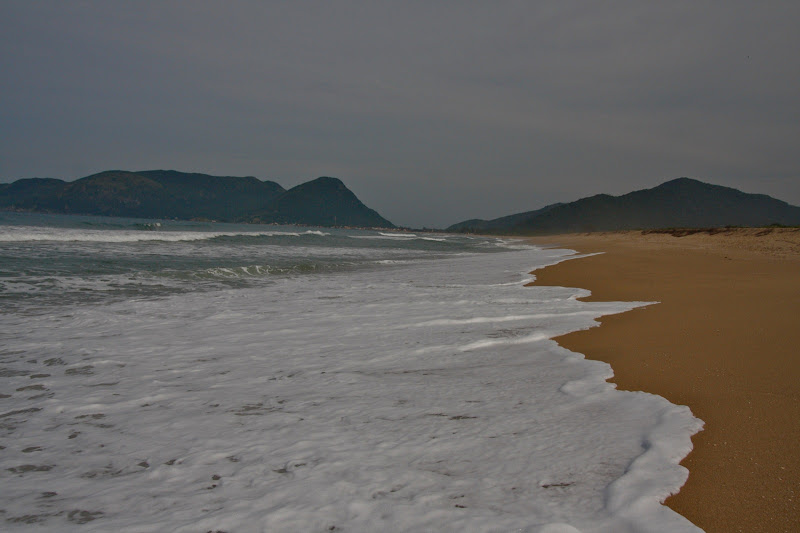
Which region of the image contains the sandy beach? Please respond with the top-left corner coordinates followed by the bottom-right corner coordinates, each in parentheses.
top-left (527, 228), bottom-right (800, 532)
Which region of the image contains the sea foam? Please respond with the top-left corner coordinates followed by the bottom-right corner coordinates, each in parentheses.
top-left (0, 241), bottom-right (702, 532)
top-left (0, 226), bottom-right (329, 243)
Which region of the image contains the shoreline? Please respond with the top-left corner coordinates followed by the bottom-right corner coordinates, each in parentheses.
top-left (526, 228), bottom-right (800, 533)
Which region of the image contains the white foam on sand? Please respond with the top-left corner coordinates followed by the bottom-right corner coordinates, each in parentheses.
top-left (0, 247), bottom-right (703, 532)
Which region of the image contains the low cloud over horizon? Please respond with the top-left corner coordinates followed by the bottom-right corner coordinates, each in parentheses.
top-left (2, 2), bottom-right (798, 227)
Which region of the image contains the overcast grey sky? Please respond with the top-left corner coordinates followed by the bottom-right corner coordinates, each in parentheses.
top-left (2, 1), bottom-right (798, 227)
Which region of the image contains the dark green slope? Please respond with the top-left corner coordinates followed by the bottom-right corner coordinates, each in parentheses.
top-left (58, 171), bottom-right (167, 217)
top-left (447, 178), bottom-right (800, 234)
top-left (0, 170), bottom-right (286, 221)
top-left (136, 170), bottom-right (286, 220)
top-left (514, 178), bottom-right (800, 233)
top-left (0, 171), bottom-right (394, 228)
top-left (0, 178), bottom-right (67, 211)
top-left (247, 177), bottom-right (395, 228)
top-left (446, 203), bottom-right (563, 232)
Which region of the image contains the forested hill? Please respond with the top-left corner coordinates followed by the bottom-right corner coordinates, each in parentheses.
top-left (447, 178), bottom-right (800, 234)
top-left (247, 177), bottom-right (393, 228)
top-left (0, 170), bottom-right (395, 228)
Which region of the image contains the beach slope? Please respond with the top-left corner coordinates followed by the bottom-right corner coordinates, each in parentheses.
top-left (528, 228), bottom-right (800, 533)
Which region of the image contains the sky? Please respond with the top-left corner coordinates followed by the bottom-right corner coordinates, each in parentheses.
top-left (1, 2), bottom-right (798, 228)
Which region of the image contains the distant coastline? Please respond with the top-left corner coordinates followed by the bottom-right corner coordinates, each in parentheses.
top-left (6, 173), bottom-right (800, 234)
top-left (0, 170), bottom-right (395, 229)
top-left (447, 178), bottom-right (800, 234)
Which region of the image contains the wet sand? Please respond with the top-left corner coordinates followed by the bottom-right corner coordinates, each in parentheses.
top-left (527, 228), bottom-right (800, 533)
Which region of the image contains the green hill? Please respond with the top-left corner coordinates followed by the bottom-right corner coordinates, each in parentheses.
top-left (447, 178), bottom-right (800, 234)
top-left (245, 177), bottom-right (394, 228)
top-left (135, 170), bottom-right (286, 220)
top-left (0, 178), bottom-right (67, 211)
top-left (0, 170), bottom-right (394, 228)
top-left (446, 203), bottom-right (563, 232)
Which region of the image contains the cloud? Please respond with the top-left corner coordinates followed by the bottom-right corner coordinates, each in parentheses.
top-left (1, 1), bottom-right (798, 227)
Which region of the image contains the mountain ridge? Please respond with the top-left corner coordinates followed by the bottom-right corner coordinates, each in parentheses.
top-left (0, 170), bottom-right (394, 228)
top-left (447, 178), bottom-right (800, 234)
top-left (248, 176), bottom-right (394, 228)
top-left (446, 203), bottom-right (564, 233)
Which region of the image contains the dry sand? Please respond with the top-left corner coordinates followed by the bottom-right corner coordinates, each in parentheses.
top-left (527, 228), bottom-right (800, 533)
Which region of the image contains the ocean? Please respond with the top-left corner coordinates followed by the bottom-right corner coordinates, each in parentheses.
top-left (0, 212), bottom-right (702, 532)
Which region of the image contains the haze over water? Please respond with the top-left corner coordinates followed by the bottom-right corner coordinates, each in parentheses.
top-left (0, 213), bottom-right (702, 532)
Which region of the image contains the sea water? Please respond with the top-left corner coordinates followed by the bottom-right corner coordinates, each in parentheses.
top-left (0, 212), bottom-right (702, 532)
